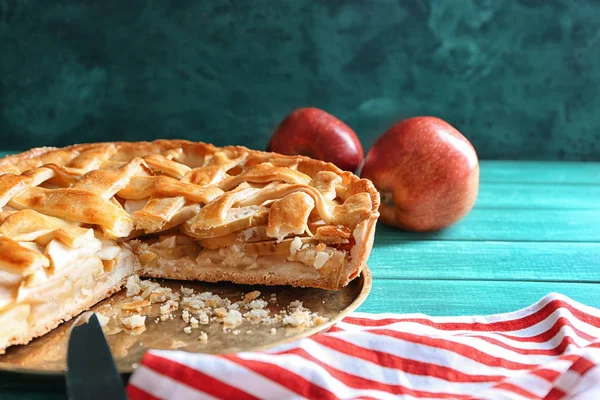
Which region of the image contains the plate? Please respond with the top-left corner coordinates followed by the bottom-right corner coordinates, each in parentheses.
top-left (0, 267), bottom-right (371, 375)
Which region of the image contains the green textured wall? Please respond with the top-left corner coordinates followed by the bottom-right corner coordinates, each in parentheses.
top-left (1, 0), bottom-right (599, 160)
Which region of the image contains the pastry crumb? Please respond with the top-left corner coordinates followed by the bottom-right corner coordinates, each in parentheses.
top-left (289, 300), bottom-right (302, 308)
top-left (224, 309), bottom-right (243, 327)
top-left (149, 287), bottom-right (180, 304)
top-left (122, 314), bottom-right (146, 330)
top-left (119, 278), bottom-right (328, 336)
top-left (214, 307), bottom-right (228, 318)
top-left (125, 276), bottom-right (142, 297)
top-left (248, 299), bottom-right (268, 309)
top-left (197, 310), bottom-right (209, 325)
top-left (243, 290), bottom-right (261, 302)
top-left (243, 308), bottom-right (269, 323)
top-left (96, 313), bottom-right (110, 327)
top-left (283, 309), bottom-right (311, 327)
top-left (180, 286), bottom-right (194, 296)
top-left (159, 300), bottom-right (179, 315)
top-left (122, 299), bottom-right (151, 311)
top-left (182, 309), bottom-right (190, 323)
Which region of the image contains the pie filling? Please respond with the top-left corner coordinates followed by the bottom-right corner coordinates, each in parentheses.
top-left (0, 140), bottom-right (380, 351)
top-left (0, 226), bottom-right (354, 350)
top-left (130, 231), bottom-right (351, 288)
top-left (0, 238), bottom-right (136, 350)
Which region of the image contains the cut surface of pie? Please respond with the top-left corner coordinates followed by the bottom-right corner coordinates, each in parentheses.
top-left (0, 140), bottom-right (379, 351)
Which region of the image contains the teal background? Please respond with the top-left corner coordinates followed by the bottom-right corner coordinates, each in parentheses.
top-left (1, 0), bottom-right (599, 160)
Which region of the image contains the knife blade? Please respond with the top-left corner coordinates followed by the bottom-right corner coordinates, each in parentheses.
top-left (66, 312), bottom-right (127, 400)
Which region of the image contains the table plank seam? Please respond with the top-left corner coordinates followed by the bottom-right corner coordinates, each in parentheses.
top-left (372, 277), bottom-right (600, 284)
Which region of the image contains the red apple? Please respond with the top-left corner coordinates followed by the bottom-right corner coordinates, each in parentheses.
top-left (361, 116), bottom-right (479, 231)
top-left (267, 107), bottom-right (364, 172)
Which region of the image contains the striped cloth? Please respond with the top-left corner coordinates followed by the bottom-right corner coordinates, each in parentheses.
top-left (127, 293), bottom-right (600, 399)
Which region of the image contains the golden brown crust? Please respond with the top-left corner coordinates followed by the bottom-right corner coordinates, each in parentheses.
top-left (0, 236), bottom-right (49, 276)
top-left (0, 140), bottom-right (380, 213)
top-left (0, 140), bottom-right (379, 351)
top-left (0, 140), bottom-right (379, 283)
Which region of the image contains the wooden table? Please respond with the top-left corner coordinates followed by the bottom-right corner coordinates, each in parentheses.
top-left (362, 160), bottom-right (600, 316)
top-left (2, 160), bottom-right (600, 398)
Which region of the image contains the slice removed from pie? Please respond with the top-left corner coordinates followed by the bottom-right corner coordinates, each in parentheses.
top-left (0, 140), bottom-right (379, 351)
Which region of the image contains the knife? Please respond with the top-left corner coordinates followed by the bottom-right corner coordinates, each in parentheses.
top-left (66, 312), bottom-right (127, 400)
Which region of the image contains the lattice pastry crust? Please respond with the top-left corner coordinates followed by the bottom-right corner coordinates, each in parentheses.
top-left (0, 140), bottom-right (379, 351)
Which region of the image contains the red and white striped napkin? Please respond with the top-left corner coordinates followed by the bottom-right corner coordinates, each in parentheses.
top-left (127, 293), bottom-right (600, 399)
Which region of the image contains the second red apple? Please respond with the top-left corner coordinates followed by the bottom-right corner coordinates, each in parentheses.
top-left (267, 108), bottom-right (364, 172)
top-left (361, 117), bottom-right (479, 231)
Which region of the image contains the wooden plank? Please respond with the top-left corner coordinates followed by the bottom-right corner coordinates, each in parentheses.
top-left (368, 240), bottom-right (600, 282)
top-left (2, 151), bottom-right (597, 210)
top-left (475, 182), bottom-right (600, 209)
top-left (1, 151), bottom-right (598, 185)
top-left (379, 208), bottom-right (600, 242)
top-left (480, 160), bottom-right (600, 184)
top-left (2, 152), bottom-right (598, 183)
top-left (358, 279), bottom-right (600, 315)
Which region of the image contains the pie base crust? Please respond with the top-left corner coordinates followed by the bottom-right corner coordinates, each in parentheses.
top-left (0, 140), bottom-right (379, 351)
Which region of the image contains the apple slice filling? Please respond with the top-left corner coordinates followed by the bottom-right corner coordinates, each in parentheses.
top-left (131, 229), bottom-right (350, 275)
top-left (125, 192), bottom-right (354, 283)
top-left (123, 176), bottom-right (357, 282)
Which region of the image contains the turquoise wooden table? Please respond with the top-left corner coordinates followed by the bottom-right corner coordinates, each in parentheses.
top-left (1, 160), bottom-right (600, 399)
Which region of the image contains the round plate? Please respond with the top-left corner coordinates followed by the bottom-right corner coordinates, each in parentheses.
top-left (0, 267), bottom-right (371, 375)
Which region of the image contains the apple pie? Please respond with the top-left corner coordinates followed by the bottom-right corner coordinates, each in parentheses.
top-left (0, 140), bottom-right (379, 351)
